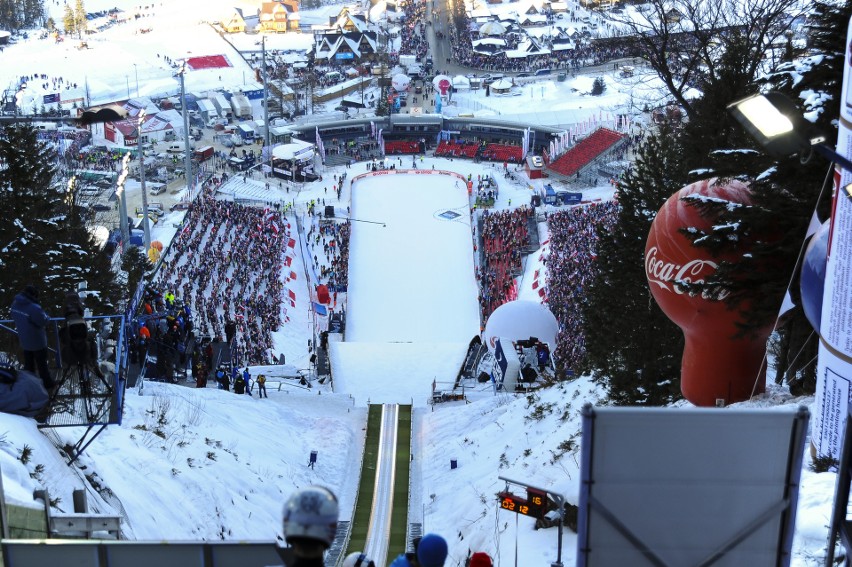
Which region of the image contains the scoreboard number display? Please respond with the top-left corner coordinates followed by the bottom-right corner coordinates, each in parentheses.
top-left (498, 489), bottom-right (549, 518)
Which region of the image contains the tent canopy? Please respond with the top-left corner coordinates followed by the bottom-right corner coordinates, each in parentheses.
top-left (478, 20), bottom-right (506, 35)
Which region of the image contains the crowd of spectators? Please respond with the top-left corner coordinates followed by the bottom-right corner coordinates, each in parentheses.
top-left (130, 288), bottom-right (195, 383)
top-left (477, 207), bottom-right (533, 320)
top-left (153, 178), bottom-right (289, 365)
top-left (398, 0), bottom-right (429, 62)
top-left (445, 1), bottom-right (636, 74)
top-left (308, 218), bottom-right (351, 292)
top-left (543, 201), bottom-right (618, 375)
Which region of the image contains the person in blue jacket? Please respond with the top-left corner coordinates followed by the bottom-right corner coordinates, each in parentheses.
top-left (0, 366), bottom-right (49, 421)
top-left (243, 367), bottom-right (252, 396)
top-left (9, 286), bottom-right (55, 390)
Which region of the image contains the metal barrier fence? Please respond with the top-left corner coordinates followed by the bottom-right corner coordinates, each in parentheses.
top-left (0, 314), bottom-right (126, 428)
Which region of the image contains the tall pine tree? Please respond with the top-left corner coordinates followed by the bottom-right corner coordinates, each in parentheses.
top-left (0, 125), bottom-right (120, 318)
top-left (62, 2), bottom-right (76, 36)
top-left (74, 0), bottom-right (87, 38)
top-left (582, 124), bottom-right (687, 404)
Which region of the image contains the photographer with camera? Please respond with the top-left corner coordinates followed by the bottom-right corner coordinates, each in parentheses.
top-left (60, 292), bottom-right (103, 378)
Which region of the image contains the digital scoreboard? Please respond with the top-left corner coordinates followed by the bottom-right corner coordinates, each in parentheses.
top-left (498, 488), bottom-right (549, 518)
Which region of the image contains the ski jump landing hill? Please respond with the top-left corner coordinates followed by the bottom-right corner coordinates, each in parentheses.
top-left (329, 168), bottom-right (481, 406)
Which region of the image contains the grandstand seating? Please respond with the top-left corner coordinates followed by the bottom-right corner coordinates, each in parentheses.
top-left (384, 140), bottom-right (421, 154)
top-left (480, 143), bottom-right (524, 163)
top-left (435, 140), bottom-right (479, 159)
top-left (548, 128), bottom-right (625, 177)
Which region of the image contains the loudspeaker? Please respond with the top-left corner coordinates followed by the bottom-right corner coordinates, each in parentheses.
top-left (325, 205), bottom-right (334, 218)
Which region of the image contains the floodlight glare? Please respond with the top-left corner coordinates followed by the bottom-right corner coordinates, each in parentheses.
top-left (729, 91), bottom-right (852, 174)
top-left (733, 95), bottom-right (795, 139)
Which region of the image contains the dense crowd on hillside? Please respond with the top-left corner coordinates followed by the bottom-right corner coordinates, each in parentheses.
top-left (477, 207), bottom-right (533, 320)
top-left (544, 201), bottom-right (618, 374)
top-left (398, 0), bottom-right (429, 62)
top-left (308, 217), bottom-right (351, 293)
top-left (445, 2), bottom-right (635, 74)
top-left (153, 178), bottom-right (289, 366)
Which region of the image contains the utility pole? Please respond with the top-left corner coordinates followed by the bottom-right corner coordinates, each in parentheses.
top-left (138, 109), bottom-right (151, 251)
top-left (262, 36), bottom-right (272, 170)
top-left (178, 61), bottom-right (194, 201)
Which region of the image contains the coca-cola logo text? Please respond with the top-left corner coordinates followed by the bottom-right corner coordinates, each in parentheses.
top-left (645, 246), bottom-right (728, 300)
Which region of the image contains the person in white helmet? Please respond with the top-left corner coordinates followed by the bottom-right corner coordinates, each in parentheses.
top-left (279, 485), bottom-right (339, 567)
top-left (343, 552), bottom-right (376, 567)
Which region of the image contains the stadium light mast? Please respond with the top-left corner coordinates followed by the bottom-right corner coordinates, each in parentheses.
top-left (263, 35), bottom-right (272, 171)
top-left (137, 109), bottom-right (151, 251)
top-left (177, 60), bottom-right (194, 201)
top-left (116, 153), bottom-right (132, 249)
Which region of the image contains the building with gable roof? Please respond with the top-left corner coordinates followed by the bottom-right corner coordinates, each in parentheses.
top-left (311, 7), bottom-right (383, 63)
top-left (222, 8), bottom-right (248, 33)
top-left (259, 0), bottom-right (300, 32)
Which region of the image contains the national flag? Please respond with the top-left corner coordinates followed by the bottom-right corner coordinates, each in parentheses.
top-left (806, 211), bottom-right (822, 239)
top-left (288, 289), bottom-right (296, 300)
top-left (314, 302), bottom-right (328, 316)
top-left (290, 270), bottom-right (297, 280)
top-left (777, 291), bottom-right (796, 318)
top-left (285, 255), bottom-right (292, 266)
top-left (288, 238), bottom-right (296, 248)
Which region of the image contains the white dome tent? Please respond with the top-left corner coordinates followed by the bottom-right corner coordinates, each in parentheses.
top-left (392, 73), bottom-right (411, 92)
top-left (490, 78), bottom-right (513, 94)
top-left (452, 75), bottom-right (471, 90)
top-left (482, 300), bottom-right (559, 352)
top-left (478, 21), bottom-right (506, 36)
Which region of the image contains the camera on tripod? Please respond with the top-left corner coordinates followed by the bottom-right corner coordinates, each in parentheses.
top-left (60, 292), bottom-right (96, 368)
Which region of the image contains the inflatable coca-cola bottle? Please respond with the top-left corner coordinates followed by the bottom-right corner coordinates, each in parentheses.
top-left (645, 178), bottom-right (768, 407)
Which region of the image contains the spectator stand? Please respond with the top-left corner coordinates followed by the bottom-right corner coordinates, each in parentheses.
top-left (546, 127), bottom-right (626, 183)
top-left (435, 139), bottom-right (479, 159)
top-left (382, 139), bottom-right (422, 155)
top-left (480, 143), bottom-right (524, 164)
top-left (476, 207), bottom-right (534, 322)
top-left (543, 202), bottom-right (618, 377)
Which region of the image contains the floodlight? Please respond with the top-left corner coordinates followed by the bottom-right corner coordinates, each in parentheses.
top-left (732, 95), bottom-right (794, 139)
top-left (728, 91), bottom-right (852, 174)
top-left (727, 92), bottom-right (806, 158)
